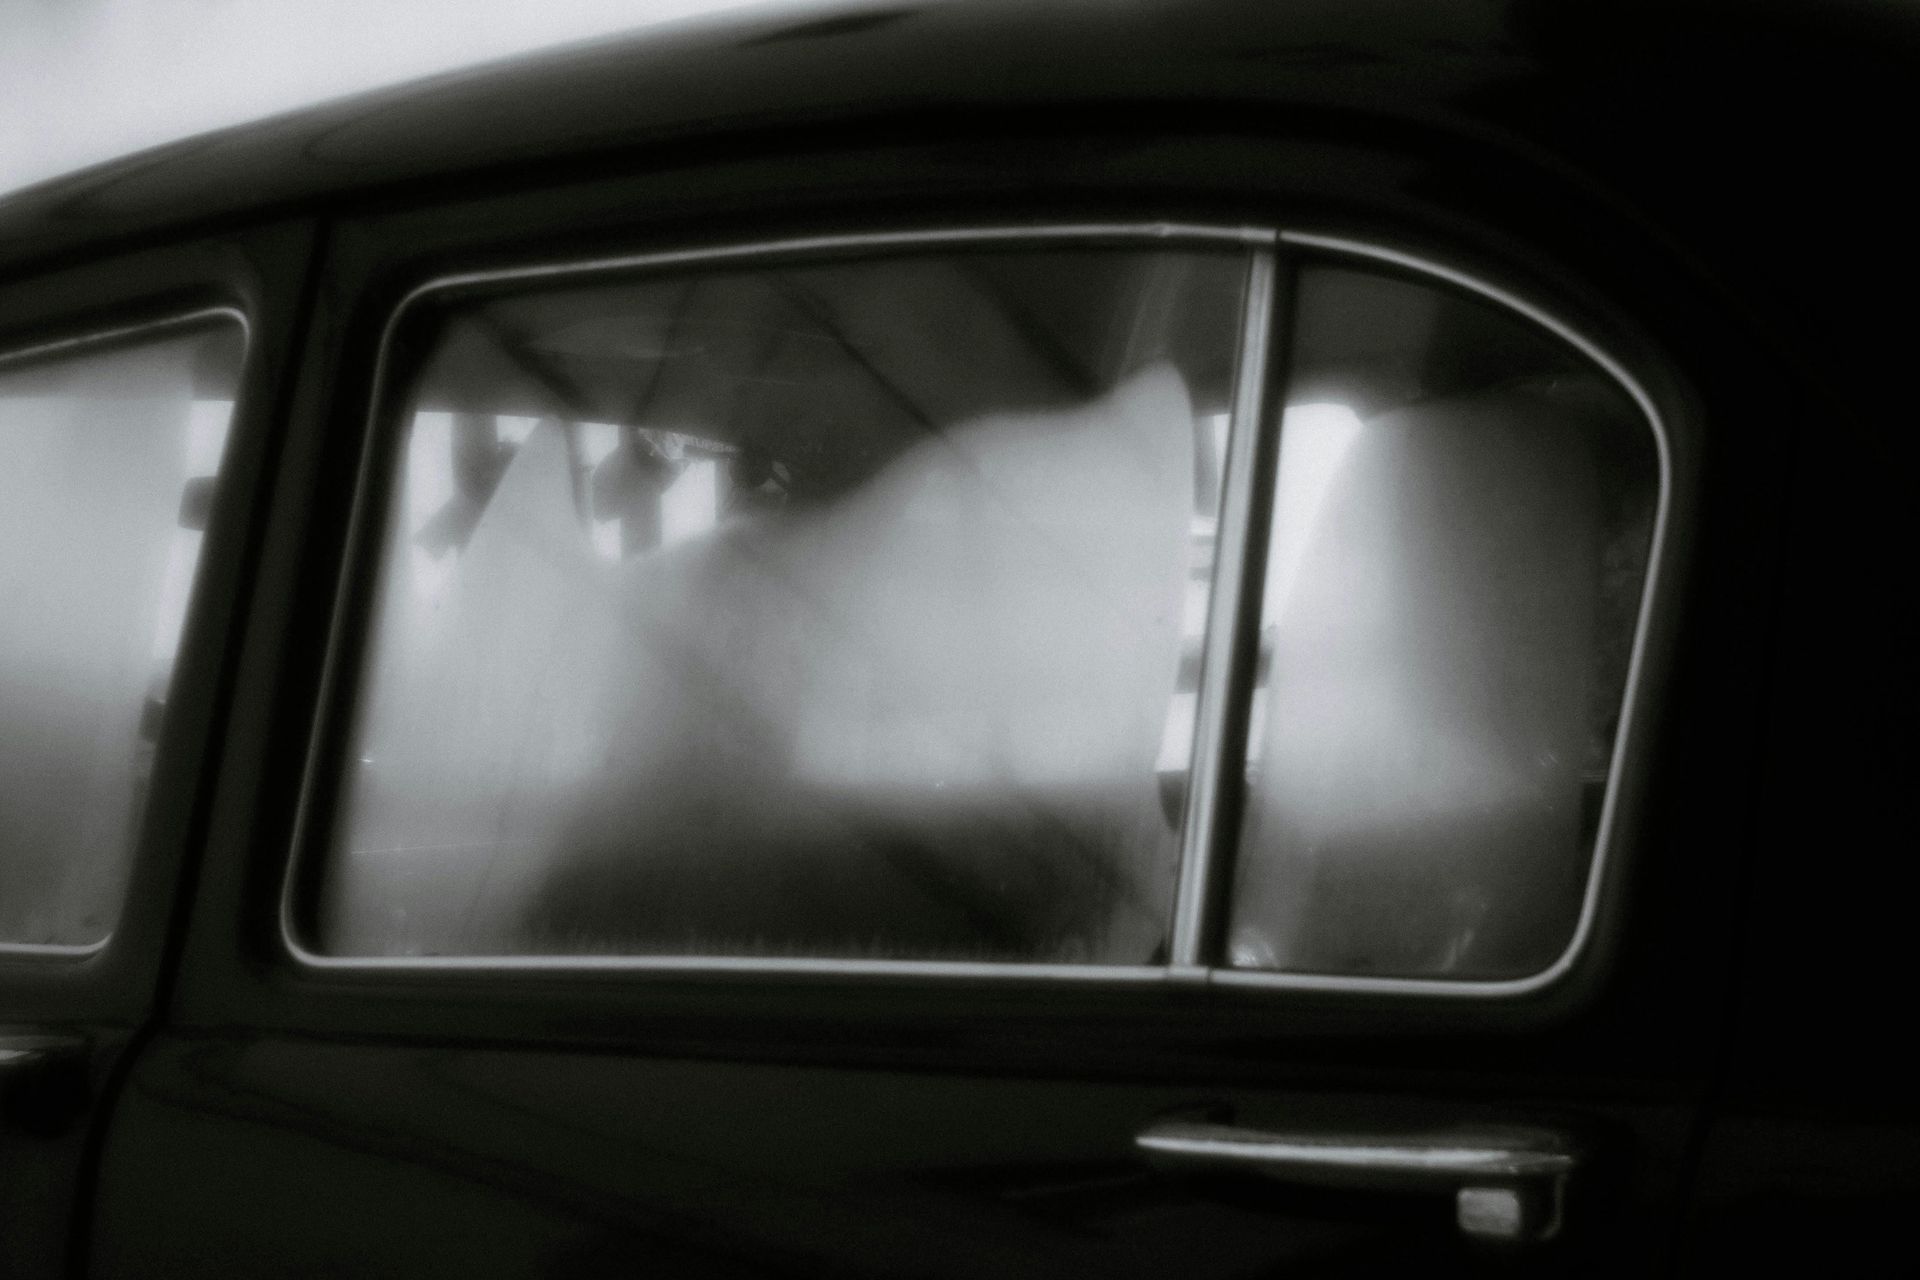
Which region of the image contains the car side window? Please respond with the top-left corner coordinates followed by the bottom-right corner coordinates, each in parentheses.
top-left (294, 232), bottom-right (1667, 990)
top-left (0, 316), bottom-right (245, 951)
top-left (1228, 264), bottom-right (1661, 981)
top-left (304, 242), bottom-right (1257, 964)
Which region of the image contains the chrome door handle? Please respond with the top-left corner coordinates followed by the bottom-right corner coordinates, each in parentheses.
top-left (0, 1034), bottom-right (85, 1070)
top-left (1136, 1118), bottom-right (1580, 1244)
top-left (0, 1033), bottom-right (91, 1138)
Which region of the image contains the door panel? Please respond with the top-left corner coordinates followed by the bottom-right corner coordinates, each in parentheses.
top-left (95, 1034), bottom-right (1696, 1277)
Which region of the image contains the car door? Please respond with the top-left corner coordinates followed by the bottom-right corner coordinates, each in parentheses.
top-left (87, 134), bottom-right (1768, 1278)
top-left (0, 224), bottom-right (313, 1278)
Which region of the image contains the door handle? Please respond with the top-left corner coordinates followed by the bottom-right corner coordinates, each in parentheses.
top-left (0, 1033), bottom-right (91, 1138)
top-left (1135, 1118), bottom-right (1579, 1244)
top-left (0, 1034), bottom-right (86, 1070)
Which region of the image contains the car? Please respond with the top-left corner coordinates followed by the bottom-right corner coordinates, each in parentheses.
top-left (1, 0), bottom-right (1915, 1274)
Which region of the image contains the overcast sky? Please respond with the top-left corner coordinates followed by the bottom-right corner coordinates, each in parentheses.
top-left (0, 0), bottom-right (805, 197)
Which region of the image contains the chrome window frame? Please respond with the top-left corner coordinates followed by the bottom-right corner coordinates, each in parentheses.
top-left (0, 304), bottom-right (251, 960)
top-left (278, 225), bottom-right (1676, 1000)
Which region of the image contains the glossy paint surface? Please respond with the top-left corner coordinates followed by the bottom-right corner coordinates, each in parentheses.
top-left (94, 1033), bottom-right (1697, 1277)
top-left (0, 1), bottom-right (1913, 1276)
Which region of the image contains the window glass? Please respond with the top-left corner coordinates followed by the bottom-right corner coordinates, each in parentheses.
top-left (1229, 267), bottom-right (1659, 980)
top-left (0, 320), bottom-right (244, 949)
top-left (313, 245), bottom-right (1252, 963)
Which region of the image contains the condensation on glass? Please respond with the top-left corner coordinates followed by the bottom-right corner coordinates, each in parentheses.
top-left (1229, 267), bottom-right (1660, 980)
top-left (312, 245), bottom-right (1254, 962)
top-left (0, 319), bottom-right (244, 950)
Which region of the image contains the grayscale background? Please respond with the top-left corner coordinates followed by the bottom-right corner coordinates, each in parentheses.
top-left (0, 0), bottom-right (837, 196)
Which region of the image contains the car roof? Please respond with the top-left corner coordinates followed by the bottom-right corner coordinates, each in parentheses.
top-left (0, 0), bottom-right (1914, 278)
top-left (0, 0), bottom-right (1904, 268)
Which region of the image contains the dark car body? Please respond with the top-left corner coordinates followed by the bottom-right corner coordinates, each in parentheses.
top-left (1, 0), bottom-right (1915, 1275)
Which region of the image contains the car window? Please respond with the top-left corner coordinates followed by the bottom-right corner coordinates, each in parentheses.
top-left (0, 316), bottom-right (245, 951)
top-left (295, 234), bottom-right (1667, 989)
top-left (1226, 264), bottom-right (1661, 981)
top-left (304, 241), bottom-right (1257, 964)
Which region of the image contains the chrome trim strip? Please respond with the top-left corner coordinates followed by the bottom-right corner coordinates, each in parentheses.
top-left (0, 304), bottom-right (251, 961)
top-left (0, 305), bottom-right (247, 372)
top-left (408, 223), bottom-right (1276, 298)
top-left (278, 222), bottom-right (1273, 977)
top-left (0, 941), bottom-right (108, 959)
top-left (1168, 248), bottom-right (1276, 969)
top-left (1135, 1119), bottom-right (1578, 1182)
top-left (291, 953), bottom-right (1175, 981)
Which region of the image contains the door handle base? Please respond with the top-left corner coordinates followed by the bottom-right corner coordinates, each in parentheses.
top-left (1, 1032), bottom-right (92, 1139)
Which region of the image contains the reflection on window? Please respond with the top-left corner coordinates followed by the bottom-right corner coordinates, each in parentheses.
top-left (315, 246), bottom-right (1252, 963)
top-left (0, 322), bottom-right (243, 948)
top-left (1230, 268), bottom-right (1659, 980)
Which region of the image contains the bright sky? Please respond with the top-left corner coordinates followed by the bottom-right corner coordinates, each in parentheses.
top-left (0, 0), bottom-right (803, 197)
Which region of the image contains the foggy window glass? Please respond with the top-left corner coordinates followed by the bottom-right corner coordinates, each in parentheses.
top-left (1229, 267), bottom-right (1659, 980)
top-left (0, 320), bottom-right (244, 949)
top-left (314, 245), bottom-right (1253, 963)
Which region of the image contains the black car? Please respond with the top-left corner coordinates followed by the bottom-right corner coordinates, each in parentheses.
top-left (2, 1), bottom-right (1915, 1274)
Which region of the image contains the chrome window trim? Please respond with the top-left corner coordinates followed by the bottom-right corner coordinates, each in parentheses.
top-left (379, 223), bottom-right (1277, 298)
top-left (0, 305), bottom-right (248, 373)
top-left (278, 225), bottom-right (1676, 1000)
top-left (1168, 248), bottom-right (1276, 974)
top-left (289, 954), bottom-right (1177, 982)
top-left (0, 304), bottom-right (251, 961)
